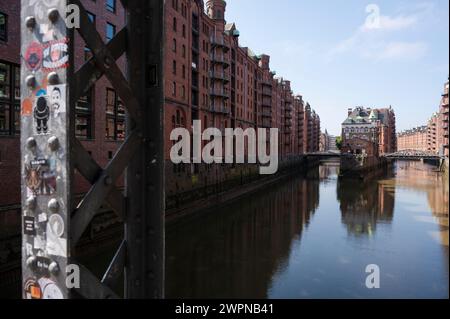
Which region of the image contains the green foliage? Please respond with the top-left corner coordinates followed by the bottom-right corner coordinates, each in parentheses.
top-left (336, 136), bottom-right (343, 150)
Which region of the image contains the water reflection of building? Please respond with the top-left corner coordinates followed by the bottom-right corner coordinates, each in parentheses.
top-left (165, 170), bottom-right (320, 298)
top-left (395, 161), bottom-right (449, 247)
top-left (337, 170), bottom-right (395, 237)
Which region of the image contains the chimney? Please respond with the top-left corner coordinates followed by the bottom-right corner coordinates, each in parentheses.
top-left (348, 108), bottom-right (353, 116)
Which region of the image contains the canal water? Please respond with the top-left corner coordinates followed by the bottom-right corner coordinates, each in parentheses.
top-left (165, 160), bottom-right (449, 299)
top-left (2, 160), bottom-right (447, 299)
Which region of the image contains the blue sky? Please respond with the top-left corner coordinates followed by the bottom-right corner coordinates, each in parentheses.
top-left (225, 0), bottom-right (449, 135)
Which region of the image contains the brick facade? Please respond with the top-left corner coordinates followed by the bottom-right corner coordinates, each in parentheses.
top-left (0, 0), bottom-right (322, 212)
top-left (397, 80), bottom-right (449, 157)
top-left (397, 126), bottom-right (428, 152)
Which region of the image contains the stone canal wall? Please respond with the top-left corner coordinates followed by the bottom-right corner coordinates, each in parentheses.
top-left (339, 154), bottom-right (391, 179)
top-left (166, 156), bottom-right (320, 221)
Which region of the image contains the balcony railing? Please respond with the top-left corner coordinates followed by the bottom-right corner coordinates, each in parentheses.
top-left (262, 88), bottom-right (272, 96)
top-left (261, 79), bottom-right (272, 87)
top-left (262, 99), bottom-right (272, 107)
top-left (209, 71), bottom-right (230, 82)
top-left (261, 119), bottom-right (271, 128)
top-left (210, 104), bottom-right (230, 114)
top-left (210, 54), bottom-right (230, 65)
top-left (261, 110), bottom-right (272, 118)
top-left (210, 88), bottom-right (230, 98)
top-left (211, 36), bottom-right (228, 49)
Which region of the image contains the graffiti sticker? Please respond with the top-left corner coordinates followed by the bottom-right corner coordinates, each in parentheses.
top-left (24, 278), bottom-right (42, 299)
top-left (38, 278), bottom-right (64, 299)
top-left (34, 95), bottom-right (50, 135)
top-left (48, 85), bottom-right (66, 118)
top-left (22, 98), bottom-right (33, 116)
top-left (23, 216), bottom-right (36, 236)
top-left (43, 39), bottom-right (69, 71)
top-left (48, 214), bottom-right (65, 237)
top-left (24, 42), bottom-right (43, 71)
top-left (25, 158), bottom-right (57, 196)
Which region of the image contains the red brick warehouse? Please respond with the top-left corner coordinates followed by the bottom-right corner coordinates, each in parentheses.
top-left (0, 0), bottom-right (322, 215)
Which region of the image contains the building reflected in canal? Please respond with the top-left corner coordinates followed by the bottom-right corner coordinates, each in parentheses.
top-left (166, 170), bottom-right (321, 299)
top-left (166, 160), bottom-right (448, 299)
top-left (337, 169), bottom-right (395, 237)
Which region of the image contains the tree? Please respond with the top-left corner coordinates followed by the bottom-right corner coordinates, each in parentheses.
top-left (336, 136), bottom-right (343, 151)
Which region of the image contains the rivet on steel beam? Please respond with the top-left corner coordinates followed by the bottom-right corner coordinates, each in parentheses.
top-left (49, 261), bottom-right (60, 275)
top-left (26, 256), bottom-right (37, 270)
top-left (104, 56), bottom-right (112, 68)
top-left (104, 176), bottom-right (113, 186)
top-left (26, 75), bottom-right (36, 88)
top-left (48, 8), bottom-right (59, 23)
top-left (48, 199), bottom-right (60, 213)
top-left (26, 196), bottom-right (37, 210)
top-left (26, 137), bottom-right (37, 150)
top-left (25, 16), bottom-right (36, 30)
top-left (47, 72), bottom-right (59, 85)
top-left (48, 136), bottom-right (60, 151)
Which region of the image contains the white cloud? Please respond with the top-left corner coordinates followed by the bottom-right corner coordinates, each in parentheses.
top-left (361, 15), bottom-right (418, 32)
top-left (374, 42), bottom-right (428, 60)
top-left (328, 5), bottom-right (430, 62)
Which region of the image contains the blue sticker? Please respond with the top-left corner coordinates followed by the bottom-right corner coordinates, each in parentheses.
top-left (36, 89), bottom-right (47, 97)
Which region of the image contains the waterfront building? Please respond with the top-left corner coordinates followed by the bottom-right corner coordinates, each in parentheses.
top-left (398, 80), bottom-right (449, 157)
top-left (397, 126), bottom-right (428, 152)
top-left (0, 0), bottom-right (322, 214)
top-left (341, 106), bottom-right (397, 156)
top-left (319, 130), bottom-right (338, 152)
top-left (440, 81), bottom-right (449, 157)
top-left (427, 113), bottom-right (440, 154)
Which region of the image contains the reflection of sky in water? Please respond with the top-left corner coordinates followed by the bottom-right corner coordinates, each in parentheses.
top-left (166, 161), bottom-right (449, 299)
top-left (269, 162), bottom-right (448, 299)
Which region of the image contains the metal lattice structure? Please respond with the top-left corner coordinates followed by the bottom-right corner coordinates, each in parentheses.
top-left (20, 0), bottom-right (164, 299)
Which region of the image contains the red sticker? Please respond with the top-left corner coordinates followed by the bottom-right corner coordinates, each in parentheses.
top-left (24, 42), bottom-right (43, 71)
top-left (24, 278), bottom-right (42, 299)
top-left (42, 38), bottom-right (69, 71)
top-left (22, 98), bottom-right (33, 116)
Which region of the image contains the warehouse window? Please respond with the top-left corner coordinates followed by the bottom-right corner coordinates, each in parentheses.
top-left (106, 22), bottom-right (116, 42)
top-left (0, 62), bottom-right (20, 136)
top-left (105, 88), bottom-right (125, 141)
top-left (0, 12), bottom-right (7, 42)
top-left (106, 0), bottom-right (116, 13)
top-left (75, 89), bottom-right (94, 139)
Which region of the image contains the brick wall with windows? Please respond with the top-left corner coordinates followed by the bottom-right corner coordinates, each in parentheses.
top-left (0, 0), bottom-right (125, 209)
top-left (0, 1), bottom-right (20, 209)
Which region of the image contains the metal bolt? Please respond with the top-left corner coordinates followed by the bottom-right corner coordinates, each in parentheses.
top-left (26, 75), bottom-right (36, 88)
top-left (48, 199), bottom-right (60, 213)
top-left (26, 196), bottom-right (37, 210)
top-left (25, 16), bottom-right (36, 30)
top-left (26, 137), bottom-right (37, 150)
top-left (104, 176), bottom-right (113, 186)
top-left (48, 8), bottom-right (59, 23)
top-left (48, 136), bottom-right (60, 152)
top-left (104, 56), bottom-right (112, 68)
top-left (49, 261), bottom-right (60, 275)
top-left (26, 256), bottom-right (37, 270)
top-left (47, 72), bottom-right (59, 85)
